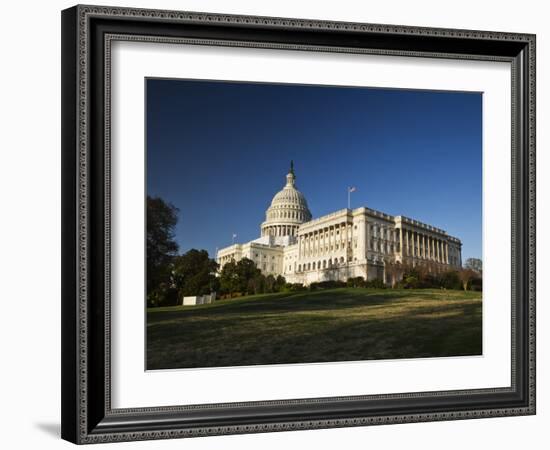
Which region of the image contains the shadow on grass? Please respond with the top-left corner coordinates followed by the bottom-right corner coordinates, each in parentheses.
top-left (146, 289), bottom-right (482, 370)
top-left (148, 288), bottom-right (478, 322)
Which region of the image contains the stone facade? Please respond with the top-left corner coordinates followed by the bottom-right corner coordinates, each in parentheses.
top-left (217, 165), bottom-right (462, 286)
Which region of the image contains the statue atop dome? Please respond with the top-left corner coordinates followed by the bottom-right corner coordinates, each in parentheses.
top-left (286, 161), bottom-right (296, 187)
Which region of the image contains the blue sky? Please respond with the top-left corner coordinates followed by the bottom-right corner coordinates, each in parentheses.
top-left (146, 78), bottom-right (482, 263)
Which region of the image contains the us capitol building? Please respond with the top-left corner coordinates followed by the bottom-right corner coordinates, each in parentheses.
top-left (216, 163), bottom-right (462, 285)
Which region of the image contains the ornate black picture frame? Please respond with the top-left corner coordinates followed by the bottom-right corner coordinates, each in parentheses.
top-left (61, 4), bottom-right (536, 444)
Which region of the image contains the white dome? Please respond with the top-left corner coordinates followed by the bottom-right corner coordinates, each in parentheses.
top-left (261, 163), bottom-right (311, 238)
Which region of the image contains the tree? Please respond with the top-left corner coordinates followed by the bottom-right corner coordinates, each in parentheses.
top-left (219, 260), bottom-right (240, 298)
top-left (235, 258), bottom-right (261, 293)
top-left (439, 270), bottom-right (461, 290)
top-left (384, 260), bottom-right (404, 288)
top-left (274, 275), bottom-right (287, 292)
top-left (146, 196), bottom-right (179, 306)
top-left (172, 249), bottom-right (219, 297)
top-left (249, 273), bottom-right (266, 295)
top-left (464, 258), bottom-right (482, 275)
top-left (219, 258), bottom-right (261, 298)
top-left (265, 274), bottom-right (276, 293)
top-left (458, 268), bottom-right (477, 291)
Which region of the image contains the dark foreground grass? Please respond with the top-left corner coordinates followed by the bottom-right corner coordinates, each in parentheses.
top-left (146, 288), bottom-right (482, 370)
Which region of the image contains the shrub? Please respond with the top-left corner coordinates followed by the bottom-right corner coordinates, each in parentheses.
top-left (346, 276), bottom-right (366, 288)
top-left (365, 278), bottom-right (386, 289)
top-left (281, 283), bottom-right (306, 292)
top-left (403, 276), bottom-right (419, 289)
top-left (438, 270), bottom-right (461, 290)
top-left (309, 280), bottom-right (346, 290)
top-left (159, 287), bottom-right (179, 307)
top-left (470, 277), bottom-right (482, 291)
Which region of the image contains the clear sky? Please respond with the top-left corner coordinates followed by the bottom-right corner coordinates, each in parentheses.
top-left (146, 78), bottom-right (482, 263)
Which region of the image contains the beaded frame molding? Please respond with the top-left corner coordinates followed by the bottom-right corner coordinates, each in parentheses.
top-left (61, 4), bottom-right (536, 444)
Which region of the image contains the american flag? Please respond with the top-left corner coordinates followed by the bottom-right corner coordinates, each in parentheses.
top-left (348, 186), bottom-right (356, 193)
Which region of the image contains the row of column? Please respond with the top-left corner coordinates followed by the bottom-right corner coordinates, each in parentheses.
top-left (263, 225), bottom-right (299, 237)
top-left (217, 254), bottom-right (235, 268)
top-left (399, 228), bottom-right (449, 264)
top-left (268, 209), bottom-right (306, 221)
top-left (298, 222), bottom-right (352, 259)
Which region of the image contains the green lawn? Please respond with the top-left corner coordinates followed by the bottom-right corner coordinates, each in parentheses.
top-left (146, 288), bottom-right (482, 370)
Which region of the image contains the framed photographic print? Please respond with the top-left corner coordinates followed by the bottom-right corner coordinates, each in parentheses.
top-left (61, 5), bottom-right (536, 444)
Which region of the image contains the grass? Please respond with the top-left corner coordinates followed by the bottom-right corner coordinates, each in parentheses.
top-left (146, 288), bottom-right (482, 370)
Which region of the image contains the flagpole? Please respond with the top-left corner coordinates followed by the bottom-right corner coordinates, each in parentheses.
top-left (347, 186), bottom-right (356, 210)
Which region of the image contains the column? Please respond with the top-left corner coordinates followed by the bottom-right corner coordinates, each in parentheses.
top-left (411, 231), bottom-right (416, 258)
top-left (417, 233), bottom-right (421, 259)
top-left (345, 222), bottom-right (349, 258)
top-left (445, 242), bottom-right (449, 264)
top-left (422, 234), bottom-right (426, 259)
top-left (358, 217), bottom-right (366, 261)
top-left (314, 230), bottom-right (318, 255)
top-left (399, 227), bottom-right (403, 255)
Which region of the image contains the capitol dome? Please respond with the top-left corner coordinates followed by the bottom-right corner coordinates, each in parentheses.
top-left (261, 162), bottom-right (312, 238)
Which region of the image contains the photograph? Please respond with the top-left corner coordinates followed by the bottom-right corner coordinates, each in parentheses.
top-left (145, 78), bottom-right (483, 370)
top-left (55, 2), bottom-right (536, 445)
